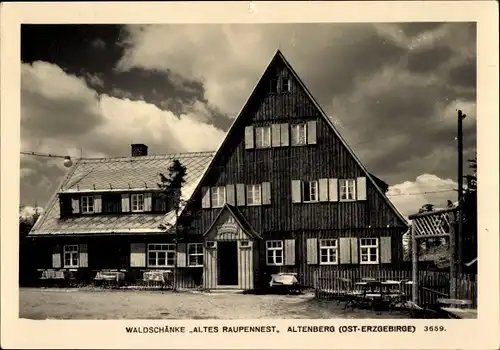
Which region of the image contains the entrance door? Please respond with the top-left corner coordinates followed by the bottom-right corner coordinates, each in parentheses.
top-left (218, 241), bottom-right (238, 286)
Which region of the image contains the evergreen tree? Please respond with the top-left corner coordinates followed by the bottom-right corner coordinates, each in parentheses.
top-left (157, 159), bottom-right (188, 290)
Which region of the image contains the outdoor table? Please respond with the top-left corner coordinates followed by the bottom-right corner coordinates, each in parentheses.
top-left (40, 270), bottom-right (66, 280)
top-left (143, 270), bottom-right (172, 283)
top-left (94, 271), bottom-right (125, 282)
top-left (346, 280), bottom-right (408, 311)
top-left (269, 273), bottom-right (302, 294)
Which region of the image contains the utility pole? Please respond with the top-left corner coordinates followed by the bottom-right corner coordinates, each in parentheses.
top-left (457, 110), bottom-right (466, 277)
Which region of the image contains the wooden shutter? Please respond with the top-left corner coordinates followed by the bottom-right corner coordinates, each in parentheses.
top-left (236, 184), bottom-right (246, 206)
top-left (306, 238), bottom-right (318, 264)
top-left (130, 243), bottom-right (146, 267)
top-left (318, 178), bottom-right (329, 202)
top-left (143, 192), bottom-right (153, 211)
top-left (284, 239), bottom-right (296, 266)
top-left (121, 194), bottom-right (130, 212)
top-left (52, 245), bottom-right (61, 268)
top-left (79, 244), bottom-right (88, 268)
top-left (339, 238), bottom-right (352, 264)
top-left (380, 236), bottom-right (392, 264)
top-left (357, 177), bottom-right (367, 200)
top-left (328, 178), bottom-right (338, 202)
top-left (271, 124), bottom-right (281, 147)
top-left (280, 123), bottom-right (289, 146)
top-left (245, 126), bottom-right (254, 149)
top-left (291, 180), bottom-right (302, 203)
top-left (71, 197), bottom-right (80, 214)
top-left (177, 243), bottom-right (187, 267)
top-left (262, 182), bottom-right (271, 205)
top-left (226, 184), bottom-right (235, 206)
top-left (350, 238), bottom-right (359, 264)
top-left (93, 195), bottom-right (102, 213)
top-left (307, 120), bottom-right (317, 144)
top-left (201, 186), bottom-right (211, 208)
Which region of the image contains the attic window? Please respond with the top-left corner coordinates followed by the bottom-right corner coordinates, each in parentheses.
top-left (270, 79), bottom-right (279, 93)
top-left (81, 196), bottom-right (94, 214)
top-left (282, 79), bottom-right (291, 92)
top-left (131, 193), bottom-right (144, 212)
top-left (339, 179), bottom-right (356, 201)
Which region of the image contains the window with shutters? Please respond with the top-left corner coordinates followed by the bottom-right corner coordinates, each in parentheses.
top-left (63, 245), bottom-right (79, 268)
top-left (81, 196), bottom-right (94, 214)
top-left (319, 239), bottom-right (338, 265)
top-left (211, 186), bottom-right (226, 208)
top-left (103, 193), bottom-right (121, 213)
top-left (266, 240), bottom-right (283, 266)
top-left (339, 179), bottom-right (356, 201)
top-left (246, 184), bottom-right (262, 206)
top-left (148, 244), bottom-right (175, 267)
top-left (188, 243), bottom-right (203, 267)
top-left (282, 78), bottom-right (291, 92)
top-left (291, 124), bottom-right (307, 146)
top-left (360, 238), bottom-right (379, 264)
top-left (302, 181), bottom-right (318, 203)
top-left (131, 194), bottom-right (144, 212)
top-left (255, 126), bottom-right (271, 148)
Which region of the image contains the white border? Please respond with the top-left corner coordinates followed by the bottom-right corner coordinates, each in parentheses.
top-left (1, 2), bottom-right (499, 349)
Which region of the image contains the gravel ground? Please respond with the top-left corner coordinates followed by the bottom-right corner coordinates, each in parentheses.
top-left (19, 288), bottom-right (409, 320)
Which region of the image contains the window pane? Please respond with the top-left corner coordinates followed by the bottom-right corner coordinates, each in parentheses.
top-left (275, 256), bottom-right (283, 264)
top-left (158, 258), bottom-right (166, 266)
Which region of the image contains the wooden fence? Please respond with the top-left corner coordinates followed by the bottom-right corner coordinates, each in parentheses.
top-left (314, 269), bottom-right (477, 308)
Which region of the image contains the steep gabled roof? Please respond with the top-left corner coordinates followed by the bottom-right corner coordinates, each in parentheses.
top-left (29, 152), bottom-right (214, 236)
top-left (182, 49), bottom-right (408, 226)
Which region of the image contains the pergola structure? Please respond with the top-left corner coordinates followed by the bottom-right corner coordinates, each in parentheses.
top-left (408, 207), bottom-right (458, 304)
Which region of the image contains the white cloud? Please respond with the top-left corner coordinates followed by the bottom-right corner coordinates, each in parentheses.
top-left (19, 206), bottom-right (44, 220)
top-left (388, 174), bottom-right (457, 218)
top-left (20, 61), bottom-right (226, 205)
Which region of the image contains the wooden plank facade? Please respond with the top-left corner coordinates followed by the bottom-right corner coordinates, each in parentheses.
top-left (28, 50), bottom-right (408, 290)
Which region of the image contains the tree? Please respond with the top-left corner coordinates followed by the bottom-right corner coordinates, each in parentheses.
top-left (157, 159), bottom-right (188, 291)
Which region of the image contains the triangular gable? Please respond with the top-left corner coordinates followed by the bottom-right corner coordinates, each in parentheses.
top-left (183, 49), bottom-right (408, 227)
top-left (202, 204), bottom-right (262, 239)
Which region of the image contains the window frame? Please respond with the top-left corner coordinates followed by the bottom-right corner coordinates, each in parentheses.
top-left (266, 240), bottom-right (284, 266)
top-left (319, 239), bottom-right (338, 265)
top-left (187, 243), bottom-right (204, 267)
top-left (153, 193), bottom-right (167, 212)
top-left (360, 238), bottom-right (379, 265)
top-left (339, 179), bottom-right (357, 201)
top-left (63, 244), bottom-right (79, 268)
top-left (291, 123), bottom-right (307, 146)
top-left (302, 180), bottom-right (318, 203)
top-left (246, 184), bottom-right (262, 206)
top-left (131, 193), bottom-right (144, 212)
top-left (255, 126), bottom-right (271, 149)
top-left (81, 195), bottom-right (94, 214)
top-left (211, 186), bottom-right (226, 208)
top-left (282, 78), bottom-right (291, 92)
top-left (147, 243), bottom-right (176, 268)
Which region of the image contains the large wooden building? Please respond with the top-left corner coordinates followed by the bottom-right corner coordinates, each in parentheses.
top-left (29, 50), bottom-right (408, 290)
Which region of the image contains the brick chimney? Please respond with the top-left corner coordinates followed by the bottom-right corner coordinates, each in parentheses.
top-left (131, 144), bottom-right (148, 157)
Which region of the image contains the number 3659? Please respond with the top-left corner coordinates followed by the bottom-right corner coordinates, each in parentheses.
top-left (424, 326), bottom-right (446, 332)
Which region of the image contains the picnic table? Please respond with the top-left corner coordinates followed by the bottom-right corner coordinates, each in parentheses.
top-left (438, 298), bottom-right (476, 319)
top-left (343, 279), bottom-right (412, 311)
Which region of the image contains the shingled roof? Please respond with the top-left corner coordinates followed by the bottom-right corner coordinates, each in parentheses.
top-left (29, 151), bottom-right (214, 236)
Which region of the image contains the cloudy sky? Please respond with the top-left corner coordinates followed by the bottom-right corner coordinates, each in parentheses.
top-left (20, 23), bottom-right (476, 217)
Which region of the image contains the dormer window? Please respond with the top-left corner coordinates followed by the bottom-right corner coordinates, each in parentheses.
top-left (131, 193), bottom-right (144, 212)
top-left (81, 196), bottom-right (94, 214)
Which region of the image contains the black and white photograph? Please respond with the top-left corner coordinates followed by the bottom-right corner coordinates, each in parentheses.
top-left (2, 2), bottom-right (499, 350)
